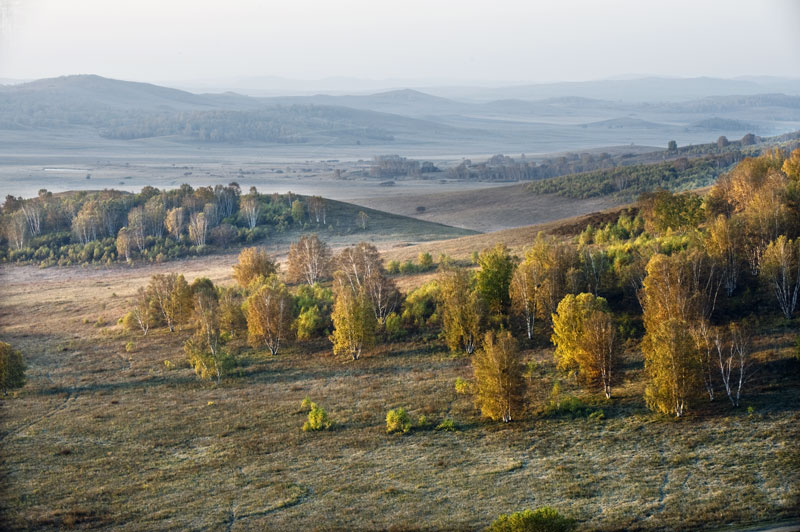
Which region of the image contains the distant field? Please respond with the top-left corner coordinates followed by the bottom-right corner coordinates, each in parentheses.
top-left (351, 183), bottom-right (620, 232)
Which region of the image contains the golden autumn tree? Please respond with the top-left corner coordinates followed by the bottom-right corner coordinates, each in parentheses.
top-left (147, 273), bottom-right (192, 332)
top-left (640, 253), bottom-right (701, 417)
top-left (437, 266), bottom-right (482, 354)
top-left (472, 331), bottom-right (524, 422)
top-left (522, 233), bottom-right (577, 326)
top-left (760, 235), bottom-right (800, 319)
top-left (286, 234), bottom-right (331, 285)
top-left (329, 273), bottom-right (376, 360)
top-left (232, 247), bottom-right (278, 289)
top-left (551, 293), bottom-right (618, 398)
top-left (244, 275), bottom-right (295, 355)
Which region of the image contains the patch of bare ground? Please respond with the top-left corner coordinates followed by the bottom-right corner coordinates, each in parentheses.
top-left (351, 184), bottom-right (621, 232)
top-left (1, 256), bottom-right (798, 531)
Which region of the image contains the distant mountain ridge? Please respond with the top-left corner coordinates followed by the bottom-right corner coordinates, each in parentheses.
top-left (1, 74), bottom-right (799, 151)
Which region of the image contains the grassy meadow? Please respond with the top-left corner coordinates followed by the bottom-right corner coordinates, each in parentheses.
top-left (1, 247), bottom-right (798, 531)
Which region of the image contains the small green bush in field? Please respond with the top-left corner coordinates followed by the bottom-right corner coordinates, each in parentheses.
top-left (125, 341), bottom-right (135, 353)
top-left (435, 418), bottom-right (456, 432)
top-left (302, 403), bottom-right (332, 431)
top-left (487, 507), bottom-right (575, 532)
top-left (386, 408), bottom-right (411, 434)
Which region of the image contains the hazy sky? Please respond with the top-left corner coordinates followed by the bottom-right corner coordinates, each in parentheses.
top-left (1, 0), bottom-right (798, 85)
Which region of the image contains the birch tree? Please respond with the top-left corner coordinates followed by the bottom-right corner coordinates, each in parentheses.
top-left (287, 234), bottom-right (331, 285)
top-left (244, 276), bottom-right (294, 356)
top-left (760, 236), bottom-right (800, 319)
top-left (472, 331), bottom-right (524, 422)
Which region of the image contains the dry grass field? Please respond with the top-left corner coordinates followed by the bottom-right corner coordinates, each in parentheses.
top-left (351, 184), bottom-right (621, 233)
top-left (1, 229), bottom-right (798, 530)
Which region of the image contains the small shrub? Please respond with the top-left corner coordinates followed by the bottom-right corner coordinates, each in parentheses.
top-left (435, 418), bottom-right (456, 432)
top-left (386, 408), bottom-right (412, 434)
top-left (301, 396), bottom-right (313, 411)
top-left (163, 360), bottom-right (174, 370)
top-left (588, 410), bottom-right (605, 421)
top-left (303, 403), bottom-right (332, 431)
top-left (125, 341), bottom-right (135, 353)
top-left (487, 506), bottom-right (575, 532)
top-left (120, 311), bottom-right (138, 332)
top-left (543, 395), bottom-right (596, 418)
top-left (454, 377), bottom-right (472, 395)
top-left (416, 414), bottom-right (432, 429)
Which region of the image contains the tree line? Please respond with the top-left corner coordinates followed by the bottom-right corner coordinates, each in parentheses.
top-left (0, 185), bottom-right (339, 267)
top-left (122, 148), bottom-right (800, 421)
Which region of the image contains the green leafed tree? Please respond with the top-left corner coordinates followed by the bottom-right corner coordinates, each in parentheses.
top-left (475, 244), bottom-right (516, 323)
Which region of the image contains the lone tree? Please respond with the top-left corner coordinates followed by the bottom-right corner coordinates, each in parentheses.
top-left (244, 275), bottom-right (295, 356)
top-left (287, 234), bottom-right (332, 285)
top-left (551, 293), bottom-right (618, 399)
top-left (0, 342), bottom-right (26, 395)
top-left (472, 331), bottom-right (524, 423)
top-left (438, 266), bottom-right (482, 354)
top-left (232, 247), bottom-right (278, 289)
top-left (330, 273), bottom-right (376, 360)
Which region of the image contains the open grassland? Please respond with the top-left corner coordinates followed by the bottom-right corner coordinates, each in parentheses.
top-left (1, 257), bottom-right (798, 531)
top-left (351, 184), bottom-right (620, 233)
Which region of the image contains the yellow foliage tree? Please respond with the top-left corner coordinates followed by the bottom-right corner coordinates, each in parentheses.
top-left (472, 331), bottom-right (524, 422)
top-left (232, 247), bottom-right (278, 289)
top-left (438, 266), bottom-right (481, 354)
top-left (551, 293), bottom-right (617, 398)
top-left (760, 235), bottom-right (800, 319)
top-left (329, 273), bottom-right (376, 360)
top-left (244, 275), bottom-right (295, 355)
top-left (640, 253), bottom-right (701, 417)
